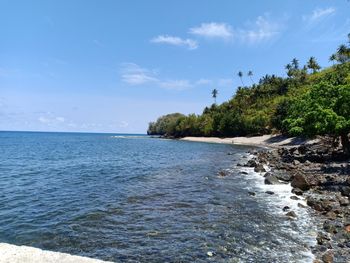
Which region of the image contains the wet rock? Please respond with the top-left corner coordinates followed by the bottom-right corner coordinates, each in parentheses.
top-left (286, 211), bottom-right (297, 218)
top-left (293, 159), bottom-right (301, 165)
top-left (291, 173), bottom-right (311, 191)
top-left (264, 175), bottom-right (281, 185)
top-left (323, 220), bottom-right (342, 234)
top-left (282, 206), bottom-right (290, 212)
top-left (263, 171), bottom-right (272, 177)
top-left (292, 188), bottom-right (304, 196)
top-left (298, 203), bottom-right (307, 208)
top-left (254, 164), bottom-right (266, 173)
top-left (207, 251), bottom-right (214, 257)
top-left (274, 171), bottom-right (293, 182)
top-left (340, 186), bottom-right (350, 197)
top-left (290, 195), bottom-right (300, 200)
top-left (345, 225), bottom-right (350, 233)
top-left (218, 170), bottom-right (229, 177)
top-left (245, 159), bottom-right (258, 167)
top-left (248, 191), bottom-right (256, 196)
top-left (265, 191), bottom-right (274, 195)
top-left (240, 171), bottom-right (248, 175)
top-left (317, 232), bottom-right (331, 245)
top-left (321, 250), bottom-right (333, 263)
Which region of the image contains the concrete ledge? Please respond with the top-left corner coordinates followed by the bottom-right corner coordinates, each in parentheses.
top-left (0, 243), bottom-right (112, 263)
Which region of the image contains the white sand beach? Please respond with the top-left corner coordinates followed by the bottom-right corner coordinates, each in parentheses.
top-left (180, 135), bottom-right (316, 148)
top-left (0, 243), bottom-right (112, 263)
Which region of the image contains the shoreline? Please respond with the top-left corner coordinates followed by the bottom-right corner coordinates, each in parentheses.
top-left (180, 134), bottom-right (318, 149)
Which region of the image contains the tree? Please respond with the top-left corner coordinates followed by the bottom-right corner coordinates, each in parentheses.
top-left (211, 88), bottom-right (218, 104)
top-left (238, 71), bottom-right (244, 86)
top-left (285, 63), bottom-right (293, 77)
top-left (248, 70), bottom-right (255, 84)
top-left (292, 58), bottom-right (299, 70)
top-left (337, 44), bottom-right (350, 63)
top-left (307, 56), bottom-right (321, 73)
top-left (329, 54), bottom-right (337, 65)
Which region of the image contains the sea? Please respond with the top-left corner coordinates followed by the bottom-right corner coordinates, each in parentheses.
top-left (0, 131), bottom-right (317, 262)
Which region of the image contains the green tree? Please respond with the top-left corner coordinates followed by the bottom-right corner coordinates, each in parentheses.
top-left (248, 70), bottom-right (255, 84)
top-left (307, 56), bottom-right (321, 73)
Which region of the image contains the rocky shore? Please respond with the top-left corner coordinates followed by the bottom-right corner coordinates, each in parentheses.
top-left (241, 137), bottom-right (350, 263)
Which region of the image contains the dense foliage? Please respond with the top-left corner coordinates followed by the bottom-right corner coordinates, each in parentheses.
top-left (147, 35), bottom-right (350, 152)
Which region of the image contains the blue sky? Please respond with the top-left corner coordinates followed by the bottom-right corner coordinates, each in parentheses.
top-left (0, 0), bottom-right (349, 133)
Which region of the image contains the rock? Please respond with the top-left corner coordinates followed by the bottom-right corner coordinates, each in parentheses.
top-left (248, 191), bottom-right (256, 196)
top-left (317, 232), bottom-right (331, 245)
top-left (293, 159), bottom-right (301, 165)
top-left (282, 206), bottom-right (290, 212)
top-left (298, 203), bottom-right (307, 208)
top-left (291, 173), bottom-right (311, 191)
top-left (321, 250), bottom-right (333, 263)
top-left (345, 225), bottom-right (350, 233)
top-left (323, 220), bottom-right (342, 234)
top-left (341, 186), bottom-right (350, 197)
top-left (264, 175), bottom-right (281, 185)
top-left (338, 197), bottom-right (349, 206)
top-left (274, 170), bottom-right (292, 182)
top-left (245, 159), bottom-right (258, 167)
top-left (254, 164), bottom-right (266, 173)
top-left (263, 171), bottom-right (272, 177)
top-left (236, 163), bottom-right (242, 167)
top-left (292, 188), bottom-right (304, 196)
top-left (207, 251), bottom-right (214, 257)
top-left (218, 170), bottom-right (228, 177)
top-left (265, 191), bottom-right (275, 195)
top-left (286, 211), bottom-right (297, 218)
top-left (240, 171), bottom-right (248, 175)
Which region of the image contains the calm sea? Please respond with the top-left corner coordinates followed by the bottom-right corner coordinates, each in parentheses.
top-left (0, 131), bottom-right (316, 262)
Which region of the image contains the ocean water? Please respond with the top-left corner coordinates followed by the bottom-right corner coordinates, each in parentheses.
top-left (0, 131), bottom-right (317, 262)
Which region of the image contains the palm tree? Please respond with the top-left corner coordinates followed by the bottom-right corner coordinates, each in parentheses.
top-left (238, 71), bottom-right (244, 86)
top-left (211, 88), bottom-right (218, 104)
top-left (337, 44), bottom-right (350, 63)
top-left (307, 56), bottom-right (321, 73)
top-left (329, 54), bottom-right (337, 65)
top-left (247, 70), bottom-right (255, 84)
top-left (285, 63), bottom-right (293, 77)
top-left (291, 58), bottom-right (299, 69)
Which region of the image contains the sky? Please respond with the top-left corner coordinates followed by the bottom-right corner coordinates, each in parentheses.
top-left (0, 0), bottom-right (349, 133)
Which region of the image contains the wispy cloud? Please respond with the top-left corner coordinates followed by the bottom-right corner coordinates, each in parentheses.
top-left (151, 35), bottom-right (198, 50)
top-left (38, 114), bottom-right (65, 126)
top-left (303, 7), bottom-right (336, 23)
top-left (238, 15), bottom-right (281, 43)
top-left (120, 63), bottom-right (158, 85)
top-left (120, 63), bottom-right (233, 91)
top-left (189, 22), bottom-right (233, 40)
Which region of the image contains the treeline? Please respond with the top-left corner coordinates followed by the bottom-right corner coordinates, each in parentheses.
top-left (147, 34), bottom-right (350, 153)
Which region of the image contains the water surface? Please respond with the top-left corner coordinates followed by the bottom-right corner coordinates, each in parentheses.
top-left (0, 132), bottom-right (316, 262)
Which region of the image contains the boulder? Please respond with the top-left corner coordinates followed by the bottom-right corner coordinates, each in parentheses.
top-left (291, 173), bottom-right (311, 191)
top-left (264, 175), bottom-right (281, 185)
top-left (286, 211), bottom-right (297, 218)
top-left (282, 206), bottom-right (290, 212)
top-left (321, 250), bottom-right (333, 263)
top-left (290, 195), bottom-right (300, 200)
top-left (248, 191), bottom-right (256, 196)
top-left (254, 164), bottom-right (266, 173)
top-left (265, 191), bottom-right (275, 195)
top-left (274, 170), bottom-right (293, 182)
top-left (292, 188), bottom-right (304, 196)
top-left (245, 159), bottom-right (258, 167)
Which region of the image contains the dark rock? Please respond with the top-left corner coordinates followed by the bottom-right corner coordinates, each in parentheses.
top-left (240, 171), bottom-right (248, 175)
top-left (286, 211), bottom-right (297, 218)
top-left (218, 170), bottom-right (229, 177)
top-left (317, 232), bottom-right (331, 245)
top-left (245, 159), bottom-right (258, 167)
top-left (338, 197), bottom-right (349, 206)
top-left (341, 186), bottom-right (350, 197)
top-left (236, 163), bottom-right (242, 167)
top-left (248, 191), bottom-right (256, 196)
top-left (254, 164), bottom-right (266, 173)
top-left (290, 195), bottom-right (300, 200)
top-left (264, 175), bottom-right (281, 185)
top-left (282, 206), bottom-right (290, 212)
top-left (292, 188), bottom-right (304, 196)
top-left (293, 159), bottom-right (301, 165)
top-left (323, 220), bottom-right (342, 234)
top-left (291, 173), bottom-right (311, 191)
top-left (263, 171), bottom-right (272, 177)
top-left (265, 191), bottom-right (275, 195)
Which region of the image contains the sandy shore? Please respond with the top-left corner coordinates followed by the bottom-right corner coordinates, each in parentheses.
top-left (180, 134), bottom-right (317, 148)
top-left (0, 243), bottom-right (112, 263)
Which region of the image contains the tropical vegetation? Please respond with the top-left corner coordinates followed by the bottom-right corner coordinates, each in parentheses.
top-left (148, 34), bottom-right (350, 153)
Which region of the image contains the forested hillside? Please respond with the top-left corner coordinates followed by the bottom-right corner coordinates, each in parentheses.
top-left (148, 34), bottom-right (350, 153)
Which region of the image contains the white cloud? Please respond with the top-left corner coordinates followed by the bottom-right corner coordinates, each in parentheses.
top-left (159, 80), bottom-right (192, 91)
top-left (38, 114), bottom-right (65, 126)
top-left (195, 79), bottom-right (213, 85)
top-left (303, 7), bottom-right (336, 23)
top-left (237, 15), bottom-right (281, 43)
top-left (119, 121), bottom-right (129, 128)
top-left (189, 22), bottom-right (233, 39)
top-left (151, 35), bottom-right (198, 50)
top-left (120, 63), bottom-right (158, 85)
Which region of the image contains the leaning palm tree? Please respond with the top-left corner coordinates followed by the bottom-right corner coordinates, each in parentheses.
top-left (307, 56), bottom-right (321, 73)
top-left (211, 88), bottom-right (218, 104)
top-left (337, 44), bottom-right (350, 63)
top-left (238, 71), bottom-right (244, 86)
top-left (291, 58), bottom-right (299, 69)
top-left (247, 70), bottom-right (255, 84)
